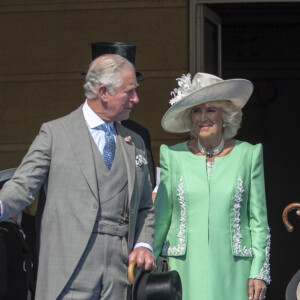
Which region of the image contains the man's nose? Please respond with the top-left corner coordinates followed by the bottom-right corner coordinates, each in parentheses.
top-left (131, 91), bottom-right (139, 104)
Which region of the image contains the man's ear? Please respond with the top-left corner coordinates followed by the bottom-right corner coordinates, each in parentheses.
top-left (97, 85), bottom-right (109, 102)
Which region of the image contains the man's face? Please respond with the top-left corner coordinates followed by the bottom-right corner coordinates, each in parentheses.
top-left (106, 67), bottom-right (139, 122)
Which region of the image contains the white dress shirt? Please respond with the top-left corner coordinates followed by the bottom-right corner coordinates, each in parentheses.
top-left (82, 101), bottom-right (116, 154)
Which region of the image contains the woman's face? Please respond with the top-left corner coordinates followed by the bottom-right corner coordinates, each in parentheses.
top-left (191, 102), bottom-right (223, 141)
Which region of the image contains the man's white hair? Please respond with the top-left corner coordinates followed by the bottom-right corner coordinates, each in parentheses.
top-left (83, 54), bottom-right (135, 99)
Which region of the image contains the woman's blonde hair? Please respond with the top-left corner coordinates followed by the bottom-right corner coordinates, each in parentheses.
top-left (188, 100), bottom-right (242, 141)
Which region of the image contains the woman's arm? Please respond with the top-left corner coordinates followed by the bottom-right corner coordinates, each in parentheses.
top-left (248, 144), bottom-right (270, 299)
top-left (153, 145), bottom-right (173, 258)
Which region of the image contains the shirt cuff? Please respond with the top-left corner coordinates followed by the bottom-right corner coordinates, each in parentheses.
top-left (152, 186), bottom-right (158, 193)
top-left (134, 242), bottom-right (153, 253)
top-left (152, 167), bottom-right (161, 193)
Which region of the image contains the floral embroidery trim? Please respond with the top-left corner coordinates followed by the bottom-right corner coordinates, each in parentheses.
top-left (135, 154), bottom-right (148, 167)
top-left (162, 176), bottom-right (186, 256)
top-left (232, 178), bottom-right (254, 256)
top-left (253, 227), bottom-right (271, 284)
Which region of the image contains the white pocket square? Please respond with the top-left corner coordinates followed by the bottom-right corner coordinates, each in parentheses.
top-left (135, 154), bottom-right (148, 167)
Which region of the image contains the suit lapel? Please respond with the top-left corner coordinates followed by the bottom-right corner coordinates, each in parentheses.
top-left (60, 110), bottom-right (137, 204)
top-left (115, 122), bottom-right (136, 203)
top-left (61, 105), bottom-right (98, 201)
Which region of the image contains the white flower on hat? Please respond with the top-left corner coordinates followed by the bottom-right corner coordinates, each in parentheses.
top-left (170, 74), bottom-right (193, 105)
top-left (169, 73), bottom-right (222, 106)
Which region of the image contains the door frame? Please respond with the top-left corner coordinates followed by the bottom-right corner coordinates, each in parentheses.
top-left (189, 0), bottom-right (300, 75)
top-left (190, 5), bottom-right (222, 76)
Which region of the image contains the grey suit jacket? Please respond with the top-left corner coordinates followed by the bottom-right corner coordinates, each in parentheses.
top-left (0, 105), bottom-right (155, 300)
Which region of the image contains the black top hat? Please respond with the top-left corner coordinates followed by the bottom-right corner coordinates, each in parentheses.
top-left (0, 168), bottom-right (16, 189)
top-left (132, 267), bottom-right (182, 300)
top-left (86, 42), bottom-right (145, 82)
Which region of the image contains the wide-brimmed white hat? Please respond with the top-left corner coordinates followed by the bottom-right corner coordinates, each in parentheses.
top-left (161, 72), bottom-right (253, 133)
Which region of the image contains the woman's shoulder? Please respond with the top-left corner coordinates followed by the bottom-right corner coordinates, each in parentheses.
top-left (235, 140), bottom-right (263, 152)
top-left (160, 141), bottom-right (188, 152)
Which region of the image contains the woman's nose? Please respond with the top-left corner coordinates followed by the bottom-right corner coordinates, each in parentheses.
top-left (200, 112), bottom-right (206, 122)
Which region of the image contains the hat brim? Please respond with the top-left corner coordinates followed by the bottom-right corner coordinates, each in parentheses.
top-left (136, 71), bottom-right (145, 82)
top-left (161, 79), bottom-right (253, 133)
top-left (132, 268), bottom-right (182, 300)
top-left (132, 267), bottom-right (148, 300)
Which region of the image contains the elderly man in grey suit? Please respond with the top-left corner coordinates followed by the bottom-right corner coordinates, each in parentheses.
top-left (0, 54), bottom-right (155, 300)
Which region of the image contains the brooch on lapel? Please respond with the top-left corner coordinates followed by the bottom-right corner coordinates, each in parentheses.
top-left (124, 136), bottom-right (132, 144)
top-left (135, 154), bottom-right (148, 167)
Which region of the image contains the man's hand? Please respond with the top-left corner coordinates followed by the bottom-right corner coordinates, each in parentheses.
top-left (248, 278), bottom-right (267, 300)
top-left (129, 246), bottom-right (156, 271)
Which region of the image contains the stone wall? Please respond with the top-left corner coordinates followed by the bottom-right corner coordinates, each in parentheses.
top-left (0, 0), bottom-right (189, 171)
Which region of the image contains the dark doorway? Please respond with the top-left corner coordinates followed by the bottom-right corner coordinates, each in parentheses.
top-left (207, 3), bottom-right (300, 299)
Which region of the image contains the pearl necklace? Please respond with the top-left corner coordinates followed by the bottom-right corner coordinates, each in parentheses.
top-left (197, 137), bottom-right (224, 157)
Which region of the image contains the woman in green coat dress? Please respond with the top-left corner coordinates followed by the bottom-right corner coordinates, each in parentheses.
top-left (153, 72), bottom-right (270, 300)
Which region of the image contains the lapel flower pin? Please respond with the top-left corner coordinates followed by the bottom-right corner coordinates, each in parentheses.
top-left (124, 136), bottom-right (132, 143)
top-left (136, 154), bottom-right (148, 167)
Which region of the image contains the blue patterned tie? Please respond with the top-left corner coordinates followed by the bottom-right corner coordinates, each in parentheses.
top-left (101, 123), bottom-right (116, 170)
